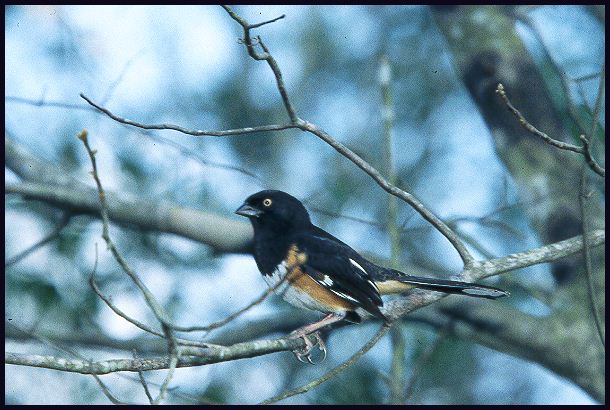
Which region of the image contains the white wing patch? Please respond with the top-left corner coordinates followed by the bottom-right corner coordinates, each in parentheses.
top-left (368, 279), bottom-right (380, 292)
top-left (321, 275), bottom-right (334, 286)
top-left (349, 258), bottom-right (368, 275)
top-left (328, 289), bottom-right (359, 303)
top-left (349, 258), bottom-right (379, 292)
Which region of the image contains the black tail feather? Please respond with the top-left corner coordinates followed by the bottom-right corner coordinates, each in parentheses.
top-left (391, 270), bottom-right (509, 299)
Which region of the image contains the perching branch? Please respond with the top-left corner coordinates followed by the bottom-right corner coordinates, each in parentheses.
top-left (5, 335), bottom-right (310, 375)
top-left (6, 229), bottom-right (604, 375)
top-left (382, 228), bottom-right (605, 320)
top-left (259, 323), bottom-right (392, 404)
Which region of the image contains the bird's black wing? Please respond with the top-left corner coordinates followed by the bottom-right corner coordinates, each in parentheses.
top-left (293, 232), bottom-right (384, 319)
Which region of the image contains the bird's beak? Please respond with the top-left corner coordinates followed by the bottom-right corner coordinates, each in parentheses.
top-left (235, 203), bottom-right (262, 218)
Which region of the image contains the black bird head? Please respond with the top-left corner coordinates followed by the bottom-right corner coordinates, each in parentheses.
top-left (235, 190), bottom-right (311, 234)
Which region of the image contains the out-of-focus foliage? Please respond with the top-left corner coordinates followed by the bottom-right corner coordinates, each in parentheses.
top-left (5, 5), bottom-right (604, 404)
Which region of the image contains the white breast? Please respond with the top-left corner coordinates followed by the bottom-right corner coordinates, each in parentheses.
top-left (262, 262), bottom-right (349, 313)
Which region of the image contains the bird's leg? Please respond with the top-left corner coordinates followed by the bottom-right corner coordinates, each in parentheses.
top-left (288, 312), bottom-right (346, 364)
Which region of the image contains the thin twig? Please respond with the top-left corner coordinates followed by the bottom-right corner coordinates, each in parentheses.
top-left (78, 129), bottom-right (174, 325)
top-left (5, 95), bottom-right (96, 112)
top-left (221, 6), bottom-right (298, 122)
top-left (578, 63), bottom-right (605, 349)
top-left (80, 93), bottom-right (298, 137)
top-left (259, 323), bottom-right (392, 404)
top-left (89, 262), bottom-right (216, 348)
top-left (132, 350), bottom-right (154, 404)
top-left (248, 14), bottom-right (286, 29)
top-left (5, 212), bottom-right (71, 267)
top-left (496, 83), bottom-right (604, 177)
top-left (177, 273), bottom-right (290, 334)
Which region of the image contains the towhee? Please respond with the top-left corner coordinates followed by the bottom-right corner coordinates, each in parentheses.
top-left (236, 190), bottom-right (507, 363)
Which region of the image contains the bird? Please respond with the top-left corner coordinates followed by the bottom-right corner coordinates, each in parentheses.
top-left (235, 190), bottom-right (508, 363)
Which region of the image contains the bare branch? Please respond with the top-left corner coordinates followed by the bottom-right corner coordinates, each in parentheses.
top-left (5, 335), bottom-right (309, 374)
top-left (496, 83), bottom-right (604, 177)
top-left (259, 323), bottom-right (392, 404)
top-left (219, 7), bottom-right (474, 266)
top-left (296, 119), bottom-right (475, 266)
top-left (5, 212), bottom-right (71, 267)
top-left (578, 63), bottom-right (605, 349)
top-left (384, 229), bottom-right (605, 320)
top-left (132, 350), bottom-right (154, 405)
top-left (80, 93), bottom-right (297, 137)
top-left (221, 5), bottom-right (298, 122)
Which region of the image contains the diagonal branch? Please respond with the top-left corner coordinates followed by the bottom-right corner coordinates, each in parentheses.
top-left (259, 323), bottom-right (392, 404)
top-left (383, 228), bottom-right (605, 320)
top-left (5, 212), bottom-right (72, 267)
top-left (496, 83), bottom-right (604, 177)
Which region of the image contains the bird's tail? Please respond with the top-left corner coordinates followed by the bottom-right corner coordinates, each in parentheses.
top-left (375, 270), bottom-right (508, 300)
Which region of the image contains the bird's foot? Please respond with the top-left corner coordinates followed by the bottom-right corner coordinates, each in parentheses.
top-left (288, 330), bottom-right (327, 364)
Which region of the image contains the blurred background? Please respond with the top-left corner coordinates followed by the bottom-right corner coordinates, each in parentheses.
top-left (5, 5), bottom-right (605, 404)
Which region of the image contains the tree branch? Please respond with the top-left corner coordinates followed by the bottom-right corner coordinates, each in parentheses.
top-left (221, 5), bottom-right (298, 123)
top-left (73, 7), bottom-right (478, 267)
top-left (496, 83), bottom-right (605, 177)
top-left (259, 323), bottom-right (392, 404)
top-left (383, 229), bottom-right (605, 320)
top-left (5, 212), bottom-right (72, 267)
top-left (79, 93), bottom-right (298, 137)
top-left (5, 181), bottom-right (253, 254)
top-left (5, 335), bottom-right (309, 375)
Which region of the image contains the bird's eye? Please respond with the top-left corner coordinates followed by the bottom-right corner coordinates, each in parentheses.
top-left (263, 198), bottom-right (272, 207)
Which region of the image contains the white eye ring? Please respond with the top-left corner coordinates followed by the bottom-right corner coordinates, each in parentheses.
top-left (263, 198), bottom-right (272, 207)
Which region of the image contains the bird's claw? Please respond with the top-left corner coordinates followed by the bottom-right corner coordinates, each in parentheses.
top-left (290, 331), bottom-right (327, 364)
